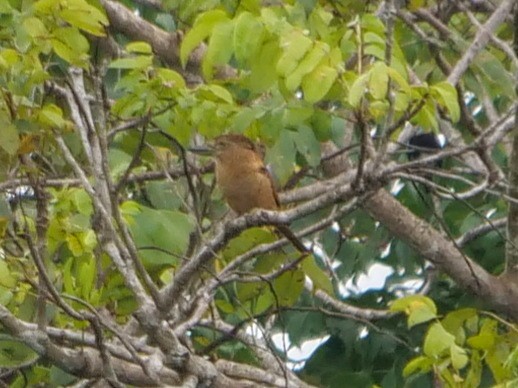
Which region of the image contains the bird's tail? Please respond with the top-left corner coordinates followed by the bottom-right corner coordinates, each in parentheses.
top-left (275, 225), bottom-right (309, 254)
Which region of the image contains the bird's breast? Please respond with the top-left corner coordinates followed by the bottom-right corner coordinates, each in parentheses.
top-left (215, 159), bottom-right (278, 214)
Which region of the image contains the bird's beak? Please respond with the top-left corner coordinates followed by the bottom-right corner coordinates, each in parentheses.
top-left (189, 143), bottom-right (214, 156)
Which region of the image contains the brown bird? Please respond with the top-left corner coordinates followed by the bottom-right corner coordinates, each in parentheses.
top-left (191, 134), bottom-right (308, 253)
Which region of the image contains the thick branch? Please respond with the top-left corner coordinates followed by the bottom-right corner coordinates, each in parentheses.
top-left (0, 305), bottom-right (179, 385)
top-left (365, 190), bottom-right (518, 320)
top-left (99, 0), bottom-right (235, 82)
top-left (447, 0), bottom-right (515, 85)
top-left (505, 7), bottom-right (518, 275)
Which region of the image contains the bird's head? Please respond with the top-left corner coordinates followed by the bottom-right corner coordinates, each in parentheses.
top-left (190, 134), bottom-right (264, 159)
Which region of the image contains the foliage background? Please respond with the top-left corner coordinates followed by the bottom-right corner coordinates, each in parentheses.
top-left (0, 0), bottom-right (517, 386)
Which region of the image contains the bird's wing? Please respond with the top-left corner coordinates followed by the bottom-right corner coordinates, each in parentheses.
top-left (259, 165), bottom-right (281, 208)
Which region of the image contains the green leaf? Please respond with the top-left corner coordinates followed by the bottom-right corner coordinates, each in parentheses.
top-left (0, 122), bottom-right (19, 155)
top-left (487, 345), bottom-right (510, 381)
top-left (348, 72), bottom-right (369, 108)
top-left (386, 66), bottom-right (411, 94)
top-left (368, 62), bottom-right (388, 100)
top-left (233, 11), bottom-right (264, 66)
top-left (431, 81), bottom-right (459, 123)
top-left (180, 9), bottom-right (229, 68)
top-left (65, 0), bottom-right (107, 28)
top-left (301, 255), bottom-right (333, 294)
top-left (423, 322), bottom-right (456, 357)
top-left (390, 295), bottom-right (437, 314)
top-left (0, 340), bottom-right (38, 367)
top-left (108, 148), bottom-right (132, 180)
top-left (198, 84), bottom-right (233, 104)
top-left (403, 356), bottom-right (433, 377)
top-left (0, 260), bottom-right (16, 289)
top-left (390, 294), bottom-right (437, 328)
top-left (130, 206), bottom-right (194, 267)
top-left (250, 291), bottom-right (274, 315)
top-left (267, 130), bottom-right (296, 184)
top-left (51, 27), bottom-right (89, 66)
top-left (475, 51), bottom-right (515, 99)
top-left (272, 268), bottom-right (304, 307)
top-left (285, 41), bottom-right (329, 91)
top-left (78, 255), bottom-right (96, 299)
top-left (361, 14), bottom-right (385, 35)
top-left (202, 21), bottom-right (234, 80)
top-left (369, 100), bottom-right (389, 121)
top-left (0, 0), bottom-right (14, 13)
top-left (66, 233), bottom-right (88, 257)
top-left (411, 98), bottom-right (438, 131)
top-left (49, 366), bottom-right (76, 386)
top-left (231, 107), bottom-right (256, 133)
top-left (126, 41), bottom-right (152, 54)
top-left (302, 64), bottom-right (337, 103)
top-left (441, 308), bottom-right (478, 334)
top-left (254, 252), bottom-right (287, 274)
top-left (465, 349), bottom-right (483, 387)
top-left (38, 103), bottom-right (66, 129)
top-left (215, 299), bottom-right (235, 314)
top-left (276, 30), bottom-right (313, 77)
top-left (156, 68), bottom-right (186, 89)
top-left (292, 125), bottom-right (321, 167)
top-left (246, 39), bottom-right (281, 93)
top-left (59, 5), bottom-right (107, 37)
top-left (408, 304), bottom-right (437, 328)
top-left (467, 331), bottom-right (495, 350)
top-left (236, 282), bottom-right (265, 302)
top-left (222, 227), bottom-right (276, 260)
top-left (33, 0), bottom-right (59, 14)
top-left (155, 13), bottom-right (176, 32)
top-left (109, 56), bottom-right (152, 70)
top-left (23, 17), bottom-right (48, 38)
top-left (63, 257), bottom-right (74, 294)
top-left (283, 105), bottom-right (313, 127)
top-left (450, 344), bottom-right (468, 370)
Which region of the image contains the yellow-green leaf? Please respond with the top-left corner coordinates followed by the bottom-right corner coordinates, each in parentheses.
top-left (109, 56), bottom-right (152, 70)
top-left (450, 344), bottom-right (468, 370)
top-left (23, 17), bottom-right (48, 38)
top-left (302, 65), bottom-right (338, 104)
top-left (0, 123), bottom-right (19, 155)
top-left (301, 255), bottom-right (333, 294)
top-left (408, 303), bottom-right (437, 328)
top-left (348, 72), bottom-right (369, 108)
top-left (272, 268), bottom-right (304, 307)
top-left (369, 62), bottom-right (389, 100)
top-left (51, 27), bottom-right (89, 66)
top-left (285, 41), bottom-right (329, 91)
top-left (233, 11), bottom-right (264, 66)
top-left (180, 10), bottom-right (229, 68)
top-left (431, 81), bottom-right (460, 123)
top-left (198, 84), bottom-right (234, 104)
top-left (38, 103), bottom-right (65, 129)
top-left (202, 21), bottom-right (234, 80)
top-left (0, 260), bottom-right (16, 289)
top-left (126, 41), bottom-right (152, 54)
top-left (390, 295), bottom-right (437, 314)
top-left (157, 68), bottom-right (186, 89)
top-left (276, 30), bottom-right (313, 76)
top-left (424, 322), bottom-right (456, 357)
top-left (58, 0), bottom-right (108, 37)
top-left (403, 356), bottom-right (433, 377)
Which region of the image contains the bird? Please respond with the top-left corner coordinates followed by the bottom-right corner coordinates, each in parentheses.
top-left (191, 134), bottom-right (308, 253)
top-left (407, 133), bottom-right (443, 166)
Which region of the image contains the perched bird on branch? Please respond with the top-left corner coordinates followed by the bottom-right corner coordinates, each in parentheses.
top-left (191, 134), bottom-right (308, 253)
top-left (407, 132), bottom-right (443, 166)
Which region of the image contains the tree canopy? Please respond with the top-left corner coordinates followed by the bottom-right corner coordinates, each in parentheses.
top-left (0, 0), bottom-right (517, 386)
